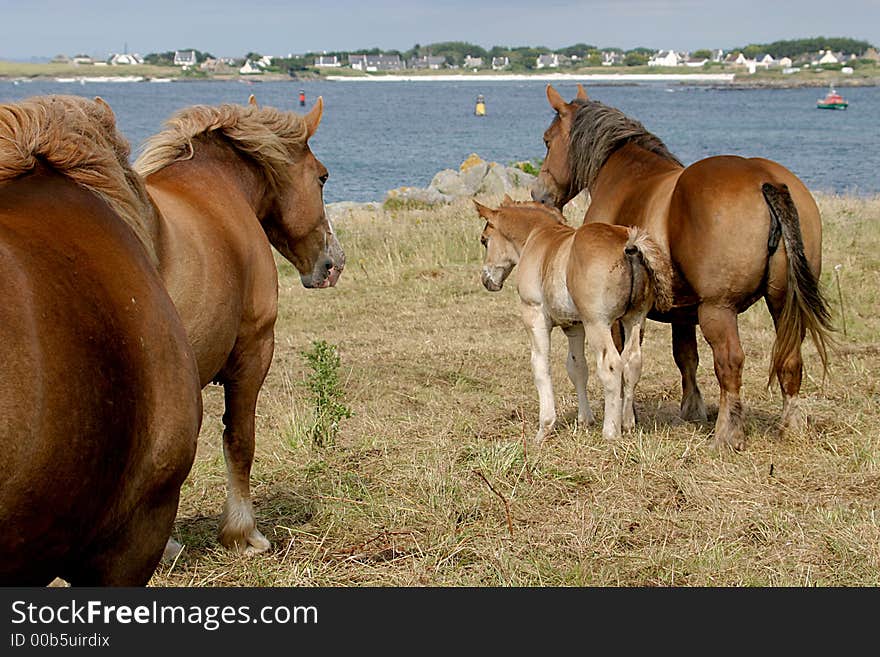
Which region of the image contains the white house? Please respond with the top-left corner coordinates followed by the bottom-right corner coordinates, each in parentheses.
top-left (778, 56), bottom-right (793, 68)
top-left (239, 59), bottom-right (263, 75)
top-left (72, 54), bottom-right (93, 65)
top-left (314, 55), bottom-right (341, 67)
top-left (349, 54), bottom-right (403, 71)
top-left (755, 54), bottom-right (775, 68)
top-left (464, 55), bottom-right (483, 69)
top-left (110, 52), bottom-right (143, 65)
top-left (409, 55), bottom-right (445, 69)
top-left (535, 54), bottom-right (559, 69)
top-left (818, 50), bottom-right (840, 64)
top-left (602, 51), bottom-right (624, 66)
top-left (491, 56), bottom-right (509, 70)
top-left (173, 50), bottom-right (197, 67)
top-left (257, 55), bottom-right (273, 68)
top-left (648, 50), bottom-right (682, 67)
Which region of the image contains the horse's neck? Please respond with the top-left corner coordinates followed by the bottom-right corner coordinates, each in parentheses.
top-left (188, 137), bottom-right (273, 218)
top-left (500, 211), bottom-right (562, 254)
top-left (589, 143), bottom-right (682, 198)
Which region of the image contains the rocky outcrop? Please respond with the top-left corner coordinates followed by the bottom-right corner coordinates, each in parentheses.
top-left (385, 154), bottom-right (537, 206)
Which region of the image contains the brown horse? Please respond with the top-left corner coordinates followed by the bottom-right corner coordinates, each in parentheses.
top-left (134, 95), bottom-right (344, 554)
top-left (0, 95), bottom-right (201, 585)
top-left (532, 84), bottom-right (833, 450)
top-left (474, 198), bottom-right (673, 441)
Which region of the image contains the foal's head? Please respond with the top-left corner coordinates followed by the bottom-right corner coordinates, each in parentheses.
top-left (473, 197), bottom-right (565, 292)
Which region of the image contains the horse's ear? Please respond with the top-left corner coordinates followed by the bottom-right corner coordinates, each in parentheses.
top-left (305, 96), bottom-right (323, 138)
top-left (473, 199), bottom-right (497, 223)
top-left (576, 84), bottom-right (588, 101)
top-left (546, 84), bottom-right (568, 114)
top-left (93, 97), bottom-right (116, 125)
top-left (248, 94), bottom-right (258, 107)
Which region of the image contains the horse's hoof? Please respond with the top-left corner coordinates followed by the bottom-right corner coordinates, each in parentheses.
top-left (220, 528), bottom-right (271, 555)
top-left (681, 395), bottom-right (708, 423)
top-left (162, 538), bottom-right (183, 563)
top-left (711, 431), bottom-right (746, 452)
top-left (577, 412), bottom-right (596, 428)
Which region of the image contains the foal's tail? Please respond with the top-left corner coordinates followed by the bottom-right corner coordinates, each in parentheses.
top-left (761, 182), bottom-right (834, 386)
top-left (624, 228), bottom-right (674, 314)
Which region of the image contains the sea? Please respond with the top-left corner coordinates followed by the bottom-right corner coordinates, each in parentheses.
top-left (1, 78), bottom-right (878, 203)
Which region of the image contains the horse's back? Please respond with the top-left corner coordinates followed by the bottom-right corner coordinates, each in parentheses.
top-left (0, 170), bottom-right (200, 584)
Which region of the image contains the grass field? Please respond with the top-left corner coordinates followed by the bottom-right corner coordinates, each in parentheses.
top-left (151, 191), bottom-right (879, 587)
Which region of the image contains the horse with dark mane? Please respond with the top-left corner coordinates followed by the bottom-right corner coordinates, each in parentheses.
top-left (532, 84), bottom-right (833, 450)
top-left (134, 95), bottom-right (344, 554)
top-left (0, 95), bottom-right (201, 585)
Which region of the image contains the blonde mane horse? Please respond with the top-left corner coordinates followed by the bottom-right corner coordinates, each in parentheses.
top-left (474, 198), bottom-right (673, 441)
top-left (134, 95), bottom-right (344, 554)
top-left (0, 95), bottom-right (201, 584)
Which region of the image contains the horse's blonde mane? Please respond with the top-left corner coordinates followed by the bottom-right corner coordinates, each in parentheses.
top-left (0, 95), bottom-right (157, 263)
top-left (134, 103), bottom-right (310, 190)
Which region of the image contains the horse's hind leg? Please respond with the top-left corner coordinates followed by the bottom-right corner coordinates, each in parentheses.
top-left (697, 305), bottom-right (746, 450)
top-left (673, 322), bottom-right (707, 422)
top-left (765, 292), bottom-right (805, 435)
top-left (562, 324), bottom-right (595, 427)
top-left (218, 335), bottom-right (274, 555)
top-left (584, 322), bottom-right (624, 440)
top-left (620, 316), bottom-right (645, 432)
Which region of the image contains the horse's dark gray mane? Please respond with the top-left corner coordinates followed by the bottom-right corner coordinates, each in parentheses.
top-left (568, 98), bottom-right (682, 191)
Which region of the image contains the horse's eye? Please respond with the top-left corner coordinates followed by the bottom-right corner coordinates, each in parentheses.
top-left (319, 173), bottom-right (329, 186)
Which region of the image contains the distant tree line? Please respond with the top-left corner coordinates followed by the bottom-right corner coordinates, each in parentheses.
top-left (730, 37), bottom-right (873, 58)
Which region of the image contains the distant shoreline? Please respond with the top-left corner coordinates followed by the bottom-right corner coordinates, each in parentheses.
top-left (325, 72), bottom-right (737, 83)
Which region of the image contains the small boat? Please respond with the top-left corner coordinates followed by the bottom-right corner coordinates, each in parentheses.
top-left (817, 86), bottom-right (848, 110)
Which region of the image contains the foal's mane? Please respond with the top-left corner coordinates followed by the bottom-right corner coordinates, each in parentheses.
top-left (499, 199), bottom-right (569, 225)
top-left (134, 103), bottom-right (310, 190)
top-left (0, 95), bottom-right (157, 263)
top-left (568, 99), bottom-right (683, 191)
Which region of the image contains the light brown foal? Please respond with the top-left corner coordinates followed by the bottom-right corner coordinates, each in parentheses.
top-left (475, 199), bottom-right (672, 441)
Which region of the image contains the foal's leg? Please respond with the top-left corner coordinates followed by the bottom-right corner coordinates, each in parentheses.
top-left (218, 333), bottom-right (275, 554)
top-left (562, 324), bottom-right (595, 427)
top-left (583, 322), bottom-right (624, 440)
top-left (672, 322), bottom-right (707, 422)
top-left (765, 293), bottom-right (806, 435)
top-left (522, 305), bottom-right (556, 444)
top-left (620, 317), bottom-right (644, 432)
top-left (697, 305), bottom-right (746, 450)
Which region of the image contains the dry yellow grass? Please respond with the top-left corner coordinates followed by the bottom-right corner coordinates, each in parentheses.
top-left (151, 191), bottom-right (880, 587)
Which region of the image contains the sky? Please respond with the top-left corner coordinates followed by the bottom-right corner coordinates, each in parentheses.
top-left (1, 0), bottom-right (879, 60)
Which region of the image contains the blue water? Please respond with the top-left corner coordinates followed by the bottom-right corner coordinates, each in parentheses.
top-left (2, 79), bottom-right (878, 202)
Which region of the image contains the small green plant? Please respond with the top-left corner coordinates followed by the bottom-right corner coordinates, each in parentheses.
top-left (512, 160), bottom-right (542, 176)
top-left (300, 340), bottom-right (352, 446)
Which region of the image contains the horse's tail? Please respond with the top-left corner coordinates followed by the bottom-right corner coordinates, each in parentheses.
top-left (761, 182), bottom-right (834, 386)
top-left (624, 228), bottom-right (674, 314)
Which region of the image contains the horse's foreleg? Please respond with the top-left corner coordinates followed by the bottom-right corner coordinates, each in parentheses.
top-left (672, 322), bottom-right (707, 422)
top-left (697, 305), bottom-right (746, 450)
top-left (523, 307), bottom-right (555, 444)
top-left (562, 324), bottom-right (595, 427)
top-left (584, 323), bottom-right (624, 440)
top-left (218, 335), bottom-right (274, 555)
